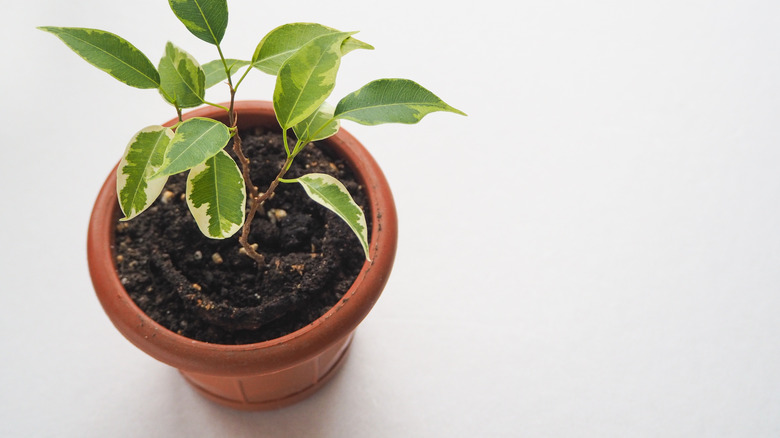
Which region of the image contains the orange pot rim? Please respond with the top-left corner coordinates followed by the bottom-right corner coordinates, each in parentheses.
top-left (87, 101), bottom-right (398, 376)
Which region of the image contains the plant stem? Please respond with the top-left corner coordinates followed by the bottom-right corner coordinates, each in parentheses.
top-left (286, 138), bottom-right (305, 172)
top-left (232, 128), bottom-right (257, 196)
top-left (238, 155), bottom-right (293, 265)
top-left (211, 46), bottom-right (265, 266)
top-left (223, 83), bottom-right (266, 265)
top-left (282, 129), bottom-right (291, 156)
top-left (212, 45), bottom-right (295, 267)
top-left (203, 100), bottom-right (230, 112)
top-left (234, 62), bottom-right (253, 90)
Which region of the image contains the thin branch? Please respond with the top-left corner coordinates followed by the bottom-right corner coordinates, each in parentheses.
top-left (232, 128), bottom-right (258, 199)
top-left (237, 156), bottom-right (293, 265)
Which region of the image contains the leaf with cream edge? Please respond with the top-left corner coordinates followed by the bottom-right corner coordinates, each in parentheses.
top-left (293, 102), bottom-right (340, 144)
top-left (158, 42), bottom-right (205, 108)
top-left (187, 150), bottom-right (246, 239)
top-left (152, 117), bottom-right (231, 178)
top-left (273, 31), bottom-right (355, 130)
top-left (37, 27), bottom-right (159, 89)
top-left (252, 23), bottom-right (372, 75)
top-left (285, 173), bottom-right (370, 260)
top-left (202, 58), bottom-right (249, 88)
top-left (116, 126), bottom-right (174, 220)
top-left (335, 78), bottom-right (466, 125)
top-left (168, 0), bottom-right (228, 45)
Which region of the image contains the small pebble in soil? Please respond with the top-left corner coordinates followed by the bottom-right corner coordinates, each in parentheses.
top-left (160, 190), bottom-right (175, 204)
top-left (211, 252), bottom-right (223, 264)
top-left (267, 208), bottom-right (287, 224)
top-left (193, 250), bottom-right (203, 260)
top-left (238, 243), bottom-right (259, 256)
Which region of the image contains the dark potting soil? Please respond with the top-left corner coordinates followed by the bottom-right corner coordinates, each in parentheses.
top-left (114, 128), bottom-right (369, 345)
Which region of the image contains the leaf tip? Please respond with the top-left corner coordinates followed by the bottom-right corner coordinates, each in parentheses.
top-left (449, 106), bottom-right (468, 117)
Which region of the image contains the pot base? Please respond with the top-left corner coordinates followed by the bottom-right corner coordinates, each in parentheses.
top-left (179, 334), bottom-right (353, 411)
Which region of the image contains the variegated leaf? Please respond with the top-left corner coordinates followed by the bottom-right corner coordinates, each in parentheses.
top-left (158, 41), bottom-right (205, 108)
top-left (186, 150), bottom-right (246, 238)
top-left (153, 117), bottom-right (231, 178)
top-left (116, 125), bottom-right (174, 220)
top-left (341, 36), bottom-right (373, 55)
top-left (202, 58), bottom-right (249, 88)
top-left (273, 31), bottom-right (354, 130)
top-left (334, 79), bottom-right (466, 125)
top-left (293, 102), bottom-right (340, 143)
top-left (252, 23), bottom-right (372, 75)
top-left (289, 173), bottom-right (369, 260)
top-left (38, 27), bottom-right (160, 89)
top-left (168, 0), bottom-right (228, 45)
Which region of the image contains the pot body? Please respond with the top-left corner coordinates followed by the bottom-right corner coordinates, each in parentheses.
top-left (87, 101), bottom-right (397, 410)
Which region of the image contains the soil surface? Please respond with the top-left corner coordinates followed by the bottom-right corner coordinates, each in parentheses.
top-left (114, 128), bottom-right (369, 344)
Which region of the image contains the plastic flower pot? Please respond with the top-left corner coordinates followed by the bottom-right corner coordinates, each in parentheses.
top-left (87, 101), bottom-right (397, 410)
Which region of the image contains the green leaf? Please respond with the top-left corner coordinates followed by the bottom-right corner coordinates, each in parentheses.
top-left (168, 0), bottom-right (228, 45)
top-left (153, 117), bottom-right (231, 178)
top-left (116, 126), bottom-right (174, 220)
top-left (252, 23), bottom-right (372, 75)
top-left (288, 173), bottom-right (370, 260)
top-left (186, 149), bottom-right (246, 239)
top-left (341, 37), bottom-right (374, 55)
top-left (158, 42), bottom-right (205, 108)
top-left (202, 58), bottom-right (249, 88)
top-left (293, 102), bottom-right (340, 143)
top-left (273, 32), bottom-right (355, 130)
top-left (334, 79), bottom-right (466, 125)
top-left (38, 26), bottom-right (159, 89)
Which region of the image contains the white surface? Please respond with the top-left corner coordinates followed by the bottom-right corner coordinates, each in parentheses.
top-left (3, 0), bottom-right (780, 436)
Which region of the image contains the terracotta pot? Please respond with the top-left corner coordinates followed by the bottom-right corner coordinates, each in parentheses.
top-left (87, 101), bottom-right (397, 410)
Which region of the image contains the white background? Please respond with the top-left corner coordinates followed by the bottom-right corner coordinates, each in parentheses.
top-left (3, 0), bottom-right (780, 436)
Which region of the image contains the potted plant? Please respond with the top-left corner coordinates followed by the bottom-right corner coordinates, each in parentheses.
top-left (40, 0), bottom-right (464, 410)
